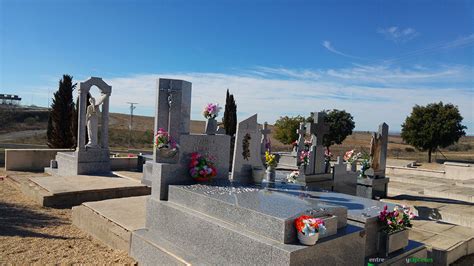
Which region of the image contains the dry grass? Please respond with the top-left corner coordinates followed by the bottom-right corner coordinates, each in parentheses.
top-left (2, 112), bottom-right (473, 163)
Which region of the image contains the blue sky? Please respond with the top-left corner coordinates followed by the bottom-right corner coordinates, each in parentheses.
top-left (1, 0), bottom-right (473, 134)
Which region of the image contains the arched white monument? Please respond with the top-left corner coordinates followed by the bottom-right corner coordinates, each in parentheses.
top-left (51, 77), bottom-right (112, 176)
top-left (77, 77), bottom-right (111, 151)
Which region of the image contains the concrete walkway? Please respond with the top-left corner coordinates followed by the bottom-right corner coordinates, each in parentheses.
top-left (384, 168), bottom-right (474, 265)
top-left (7, 171), bottom-right (150, 208)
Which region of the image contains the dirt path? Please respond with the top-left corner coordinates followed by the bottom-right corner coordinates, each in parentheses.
top-left (0, 171), bottom-right (136, 265)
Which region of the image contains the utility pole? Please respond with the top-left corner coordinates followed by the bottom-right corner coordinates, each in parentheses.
top-left (127, 102), bottom-right (138, 150)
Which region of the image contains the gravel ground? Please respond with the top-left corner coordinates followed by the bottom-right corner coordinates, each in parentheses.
top-left (0, 172), bottom-right (136, 265)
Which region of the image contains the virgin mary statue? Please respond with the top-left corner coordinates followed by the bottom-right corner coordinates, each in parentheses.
top-left (86, 94), bottom-right (108, 148)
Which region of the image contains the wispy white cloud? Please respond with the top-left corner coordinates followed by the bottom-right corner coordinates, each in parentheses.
top-left (378, 26), bottom-right (419, 43)
top-left (101, 64), bottom-right (473, 134)
top-left (322, 41), bottom-right (365, 60)
top-left (381, 34), bottom-right (474, 64)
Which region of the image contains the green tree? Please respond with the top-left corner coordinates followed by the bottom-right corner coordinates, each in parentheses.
top-left (322, 109), bottom-right (355, 152)
top-left (47, 75), bottom-right (77, 148)
top-left (274, 116), bottom-right (306, 145)
top-left (401, 102), bottom-right (466, 163)
top-left (72, 92), bottom-right (91, 147)
top-left (222, 89), bottom-right (237, 136)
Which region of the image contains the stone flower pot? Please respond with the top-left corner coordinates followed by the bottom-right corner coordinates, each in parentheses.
top-left (205, 118), bottom-right (217, 135)
top-left (252, 167), bottom-right (265, 183)
top-left (377, 229), bottom-right (409, 257)
top-left (194, 176), bottom-right (211, 182)
top-left (297, 231), bottom-right (319, 246)
top-left (157, 145), bottom-right (178, 158)
top-left (265, 166), bottom-right (276, 182)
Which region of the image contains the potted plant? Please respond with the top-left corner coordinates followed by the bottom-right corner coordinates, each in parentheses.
top-left (377, 205), bottom-right (415, 256)
top-left (265, 151), bottom-right (277, 182)
top-left (294, 215), bottom-right (326, 245)
top-left (154, 128), bottom-right (179, 158)
top-left (203, 103), bottom-right (222, 135)
top-left (188, 152), bottom-right (217, 182)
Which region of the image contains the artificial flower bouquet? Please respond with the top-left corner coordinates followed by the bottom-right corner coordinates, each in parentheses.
top-left (378, 205), bottom-right (414, 234)
top-left (286, 170), bottom-right (299, 183)
top-left (154, 128), bottom-right (178, 149)
top-left (203, 103), bottom-right (222, 119)
top-left (154, 128), bottom-right (179, 158)
top-left (188, 152), bottom-right (217, 182)
top-left (265, 151), bottom-right (278, 169)
top-left (343, 149), bottom-right (357, 163)
top-left (299, 150), bottom-right (310, 166)
top-left (324, 148), bottom-right (333, 161)
top-left (294, 215), bottom-right (326, 245)
top-left (344, 149), bottom-right (371, 177)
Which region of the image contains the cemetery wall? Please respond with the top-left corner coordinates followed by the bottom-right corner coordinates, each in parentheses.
top-left (387, 163), bottom-right (474, 180)
top-left (386, 166), bottom-right (445, 178)
top-left (5, 149), bottom-right (140, 172)
top-left (444, 162), bottom-right (474, 180)
top-left (5, 149), bottom-right (72, 171)
top-left (110, 157), bottom-right (138, 171)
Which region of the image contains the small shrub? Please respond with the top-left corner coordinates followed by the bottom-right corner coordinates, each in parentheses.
top-left (24, 117), bottom-right (38, 125)
top-left (405, 147), bottom-right (415, 152)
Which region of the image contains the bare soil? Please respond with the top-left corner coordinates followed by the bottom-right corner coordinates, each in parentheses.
top-left (0, 170), bottom-right (136, 265)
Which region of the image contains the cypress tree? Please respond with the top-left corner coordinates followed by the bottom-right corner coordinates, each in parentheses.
top-left (72, 92), bottom-right (91, 147)
top-left (47, 75), bottom-right (77, 148)
top-left (223, 89), bottom-right (237, 136)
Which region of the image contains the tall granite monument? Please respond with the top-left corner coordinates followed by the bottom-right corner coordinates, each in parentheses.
top-left (230, 114), bottom-right (265, 183)
top-left (141, 78), bottom-right (231, 199)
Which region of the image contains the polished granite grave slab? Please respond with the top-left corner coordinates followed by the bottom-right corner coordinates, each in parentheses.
top-left (257, 180), bottom-right (398, 257)
top-left (258, 180), bottom-right (396, 224)
top-left (168, 182), bottom-right (344, 243)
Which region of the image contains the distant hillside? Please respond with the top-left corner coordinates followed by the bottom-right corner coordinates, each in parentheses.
top-left (1, 110), bottom-right (473, 162)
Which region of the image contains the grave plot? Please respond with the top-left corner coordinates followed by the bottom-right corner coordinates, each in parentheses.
top-left (18, 77), bottom-right (150, 207)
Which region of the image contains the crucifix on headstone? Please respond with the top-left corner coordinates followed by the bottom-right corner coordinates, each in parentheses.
top-left (154, 78), bottom-right (192, 163)
top-left (260, 122), bottom-right (271, 155)
top-left (305, 112), bottom-right (329, 175)
top-left (159, 80), bottom-right (178, 134)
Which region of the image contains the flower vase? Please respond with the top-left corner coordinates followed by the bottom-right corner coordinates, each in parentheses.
top-left (205, 118), bottom-right (217, 135)
top-left (265, 166), bottom-right (276, 182)
top-left (350, 163), bottom-right (357, 172)
top-left (297, 231), bottom-right (319, 245)
top-left (298, 165), bottom-right (307, 179)
top-left (194, 176), bottom-right (211, 182)
top-left (324, 160), bottom-right (330, 173)
top-left (252, 167), bottom-right (266, 183)
top-left (157, 146), bottom-right (178, 158)
top-left (377, 229), bottom-right (409, 257)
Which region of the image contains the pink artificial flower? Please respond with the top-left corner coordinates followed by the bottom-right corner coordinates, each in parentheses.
top-left (344, 150), bottom-right (354, 161)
